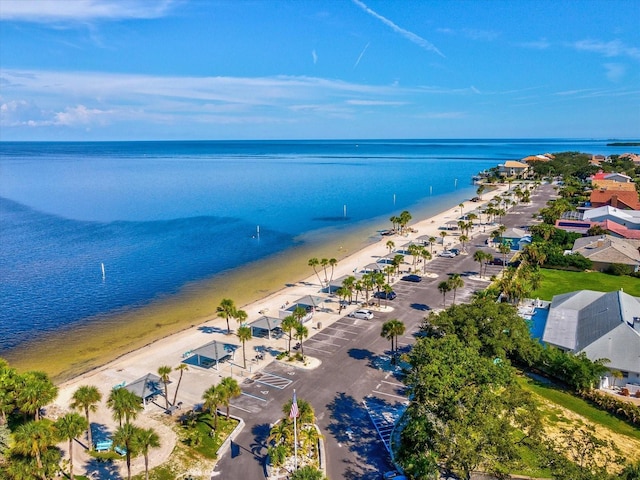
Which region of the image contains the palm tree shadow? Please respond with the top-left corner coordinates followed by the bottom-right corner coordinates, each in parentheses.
top-left (325, 392), bottom-right (393, 480)
top-left (85, 457), bottom-right (123, 479)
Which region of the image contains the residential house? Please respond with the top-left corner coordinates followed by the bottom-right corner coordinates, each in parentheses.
top-left (496, 227), bottom-right (532, 250)
top-left (583, 205), bottom-right (640, 230)
top-left (554, 218), bottom-right (640, 240)
top-left (590, 188), bottom-right (640, 210)
top-left (620, 153), bottom-right (640, 165)
top-left (590, 179), bottom-right (636, 192)
top-left (497, 160), bottom-right (530, 178)
top-left (542, 290), bottom-right (640, 386)
top-left (588, 171), bottom-right (632, 184)
top-left (571, 234), bottom-right (640, 272)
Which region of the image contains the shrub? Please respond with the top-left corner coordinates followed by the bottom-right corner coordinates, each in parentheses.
top-left (605, 263), bottom-right (633, 276)
top-left (622, 388), bottom-right (630, 396)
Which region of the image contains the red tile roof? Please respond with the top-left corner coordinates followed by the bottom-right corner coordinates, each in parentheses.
top-left (590, 189), bottom-right (640, 210)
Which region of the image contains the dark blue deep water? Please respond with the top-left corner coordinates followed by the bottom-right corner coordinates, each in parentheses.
top-left (0, 139), bottom-right (629, 352)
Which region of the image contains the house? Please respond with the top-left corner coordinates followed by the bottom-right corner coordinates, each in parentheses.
top-left (522, 154), bottom-right (552, 163)
top-left (620, 153), bottom-right (640, 165)
top-left (571, 235), bottom-right (640, 272)
top-left (542, 290), bottom-right (640, 386)
top-left (498, 160), bottom-right (530, 178)
top-left (583, 205), bottom-right (640, 230)
top-left (496, 227), bottom-right (532, 250)
top-left (590, 179), bottom-right (637, 192)
top-left (590, 188), bottom-right (640, 210)
top-left (554, 218), bottom-right (640, 240)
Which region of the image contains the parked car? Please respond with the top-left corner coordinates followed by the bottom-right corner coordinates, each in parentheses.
top-left (438, 250), bottom-right (456, 258)
top-left (349, 309), bottom-right (374, 320)
top-left (449, 248), bottom-right (460, 256)
top-left (374, 290), bottom-right (397, 300)
top-left (488, 257), bottom-right (506, 265)
top-left (401, 274), bottom-right (422, 283)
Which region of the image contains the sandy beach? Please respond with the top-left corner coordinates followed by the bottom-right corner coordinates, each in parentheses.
top-left (46, 184), bottom-right (509, 478)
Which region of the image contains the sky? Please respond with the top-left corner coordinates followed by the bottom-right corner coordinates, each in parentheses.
top-left (0, 0), bottom-right (639, 141)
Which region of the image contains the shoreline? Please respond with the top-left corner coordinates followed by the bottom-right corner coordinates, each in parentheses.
top-left (5, 185), bottom-right (495, 382)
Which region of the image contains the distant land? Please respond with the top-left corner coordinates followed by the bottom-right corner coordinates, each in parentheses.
top-left (606, 142), bottom-right (640, 146)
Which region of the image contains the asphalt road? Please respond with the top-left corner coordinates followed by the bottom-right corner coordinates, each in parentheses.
top-left (213, 183), bottom-right (556, 480)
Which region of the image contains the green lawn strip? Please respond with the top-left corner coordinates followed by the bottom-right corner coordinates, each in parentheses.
top-left (191, 413), bottom-right (238, 459)
top-left (531, 269), bottom-right (640, 301)
top-left (518, 376), bottom-right (640, 441)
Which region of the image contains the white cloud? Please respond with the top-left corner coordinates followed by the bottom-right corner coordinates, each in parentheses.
top-left (0, 0), bottom-right (177, 23)
top-left (518, 38), bottom-right (551, 50)
top-left (437, 27), bottom-right (499, 41)
top-left (604, 63), bottom-right (626, 82)
top-left (571, 39), bottom-right (640, 61)
top-left (312, 50), bottom-right (318, 65)
top-left (351, 0), bottom-right (444, 57)
top-left (346, 99), bottom-right (407, 106)
top-left (353, 42), bottom-right (370, 69)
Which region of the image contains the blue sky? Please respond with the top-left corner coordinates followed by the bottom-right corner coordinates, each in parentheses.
top-left (1, 0), bottom-right (639, 141)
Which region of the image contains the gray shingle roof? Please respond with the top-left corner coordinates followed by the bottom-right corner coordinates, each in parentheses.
top-left (543, 290), bottom-right (640, 374)
top-left (572, 235), bottom-right (640, 266)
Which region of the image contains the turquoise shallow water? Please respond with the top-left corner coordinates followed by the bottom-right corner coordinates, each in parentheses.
top-left (0, 139), bottom-right (629, 352)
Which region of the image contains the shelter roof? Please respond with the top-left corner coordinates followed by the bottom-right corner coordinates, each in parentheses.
top-left (123, 373), bottom-right (164, 400)
top-left (190, 340), bottom-right (238, 361)
top-left (249, 316), bottom-right (282, 331)
top-left (572, 235), bottom-right (640, 265)
top-left (503, 160), bottom-right (529, 168)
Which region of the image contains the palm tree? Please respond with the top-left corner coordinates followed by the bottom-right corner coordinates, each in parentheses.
top-left (328, 258), bottom-right (338, 286)
top-left (133, 427), bottom-right (160, 480)
top-left (157, 365), bottom-right (172, 410)
top-left (384, 264), bottom-right (395, 283)
top-left (268, 420), bottom-right (292, 447)
top-left (386, 240), bottom-right (395, 254)
top-left (217, 298), bottom-right (237, 335)
top-left (420, 248), bottom-right (432, 273)
top-left (447, 274), bottom-right (464, 305)
top-left (237, 325), bottom-right (252, 369)
top-left (235, 308), bottom-right (248, 327)
top-left (459, 202), bottom-right (464, 217)
top-left (438, 281), bottom-right (451, 308)
top-left (307, 258), bottom-right (323, 286)
top-left (172, 363), bottom-right (189, 405)
top-left (54, 412), bottom-right (87, 480)
top-left (439, 231), bottom-right (447, 249)
top-left (428, 236), bottom-right (436, 254)
top-left (281, 315), bottom-right (298, 355)
top-left (392, 254), bottom-right (404, 275)
top-left (295, 322), bottom-right (309, 360)
top-left (16, 371), bottom-right (58, 421)
top-left (335, 286), bottom-right (349, 313)
top-left (219, 377), bottom-right (241, 419)
top-left (202, 384), bottom-right (224, 430)
top-left (113, 423), bottom-right (140, 480)
top-left (476, 184), bottom-right (485, 200)
top-left (320, 258), bottom-right (329, 286)
top-left (498, 243), bottom-right (511, 272)
top-left (70, 385), bottom-right (102, 451)
top-left (459, 234), bottom-right (469, 253)
top-left (381, 319), bottom-right (405, 364)
top-left (341, 275), bottom-right (356, 304)
top-left (473, 250), bottom-right (486, 278)
top-left (107, 388), bottom-right (142, 426)
top-left (292, 305), bottom-right (307, 326)
top-left (12, 419), bottom-right (56, 480)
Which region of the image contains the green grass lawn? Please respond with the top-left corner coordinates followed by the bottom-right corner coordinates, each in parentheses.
top-left (518, 376), bottom-right (640, 441)
top-left (531, 269), bottom-right (640, 300)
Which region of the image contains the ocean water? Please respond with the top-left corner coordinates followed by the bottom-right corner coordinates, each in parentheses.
top-left (0, 139), bottom-right (630, 353)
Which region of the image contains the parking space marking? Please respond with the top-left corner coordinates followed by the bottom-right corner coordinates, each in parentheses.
top-left (230, 403), bottom-right (252, 413)
top-left (303, 344), bottom-right (336, 355)
top-left (252, 371), bottom-right (293, 390)
top-left (241, 391), bottom-right (267, 402)
top-left (372, 390), bottom-right (407, 401)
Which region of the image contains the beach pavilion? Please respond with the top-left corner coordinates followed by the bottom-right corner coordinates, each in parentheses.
top-left (326, 273), bottom-right (364, 294)
top-left (279, 295), bottom-right (326, 322)
top-left (184, 340), bottom-right (238, 370)
top-left (249, 315), bottom-right (283, 340)
top-left (123, 373), bottom-right (165, 408)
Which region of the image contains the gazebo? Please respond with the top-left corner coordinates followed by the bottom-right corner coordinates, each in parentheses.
top-left (249, 315), bottom-right (283, 339)
top-left (185, 340), bottom-right (238, 370)
top-left (123, 373), bottom-right (164, 407)
top-left (279, 295), bottom-right (326, 321)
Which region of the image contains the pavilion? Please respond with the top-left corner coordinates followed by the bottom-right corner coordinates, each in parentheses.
top-left (184, 340), bottom-right (238, 370)
top-left (249, 315), bottom-right (283, 339)
top-left (123, 373), bottom-right (164, 407)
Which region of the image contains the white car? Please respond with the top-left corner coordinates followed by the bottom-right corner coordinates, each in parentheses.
top-left (349, 309), bottom-right (374, 320)
top-left (438, 250), bottom-right (457, 258)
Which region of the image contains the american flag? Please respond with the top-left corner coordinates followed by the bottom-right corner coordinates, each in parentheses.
top-left (289, 390), bottom-right (299, 419)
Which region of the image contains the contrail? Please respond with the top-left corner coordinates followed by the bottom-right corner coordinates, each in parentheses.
top-left (352, 0), bottom-right (444, 57)
top-left (354, 42), bottom-right (370, 69)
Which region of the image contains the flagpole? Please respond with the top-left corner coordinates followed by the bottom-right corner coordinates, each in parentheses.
top-left (293, 407), bottom-right (298, 470)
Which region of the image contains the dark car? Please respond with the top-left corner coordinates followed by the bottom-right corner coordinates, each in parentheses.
top-left (488, 257), bottom-right (506, 265)
top-left (449, 248), bottom-right (460, 256)
top-left (401, 274), bottom-right (422, 283)
top-left (374, 290), bottom-right (397, 300)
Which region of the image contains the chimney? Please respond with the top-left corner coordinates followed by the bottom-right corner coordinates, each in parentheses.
top-left (611, 195), bottom-right (619, 208)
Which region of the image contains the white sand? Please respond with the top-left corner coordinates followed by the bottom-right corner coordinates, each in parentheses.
top-left (50, 184), bottom-right (510, 478)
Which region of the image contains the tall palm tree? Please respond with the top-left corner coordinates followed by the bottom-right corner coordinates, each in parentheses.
top-left (202, 384), bottom-right (224, 430)
top-left (295, 322), bottom-right (309, 360)
top-left (438, 281), bottom-right (451, 308)
top-left (381, 319), bottom-right (405, 364)
top-left (0, 360), bottom-right (17, 426)
top-left (237, 325), bottom-right (252, 368)
top-left (473, 250), bottom-right (486, 278)
top-left (420, 248), bottom-right (432, 273)
top-left (447, 274), bottom-right (464, 305)
top-left (157, 365), bottom-right (172, 410)
top-left (172, 363), bottom-right (189, 406)
top-left (217, 298), bottom-right (237, 335)
top-left (386, 240), bottom-right (395, 254)
top-left (107, 388), bottom-right (142, 427)
top-left (335, 287), bottom-right (349, 313)
top-left (16, 371), bottom-right (58, 421)
top-left (328, 258), bottom-right (338, 286)
top-left (341, 275), bottom-right (356, 304)
top-left (307, 258), bottom-right (323, 287)
top-left (392, 254), bottom-right (404, 275)
top-left (281, 315), bottom-right (298, 355)
top-left (12, 419), bottom-right (56, 480)
top-left (113, 423), bottom-right (140, 480)
top-left (54, 412), bottom-right (87, 480)
top-left (458, 202), bottom-right (464, 217)
top-left (459, 234), bottom-right (469, 253)
top-left (498, 243), bottom-right (511, 272)
top-left (70, 385), bottom-right (102, 451)
top-left (133, 427), bottom-right (160, 480)
top-left (219, 377), bottom-right (241, 419)
top-left (320, 258), bottom-right (329, 286)
top-left (428, 236), bottom-right (436, 254)
top-left (439, 231), bottom-right (448, 249)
